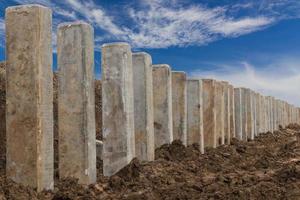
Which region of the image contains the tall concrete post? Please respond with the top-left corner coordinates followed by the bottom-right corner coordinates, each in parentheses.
top-left (259, 95), bottom-right (265, 133)
top-left (255, 93), bottom-right (260, 136)
top-left (265, 96), bottom-right (269, 132)
top-left (241, 88), bottom-right (248, 141)
top-left (101, 43), bottom-right (135, 176)
top-left (234, 88), bottom-right (243, 140)
top-left (229, 85), bottom-right (235, 140)
top-left (251, 91), bottom-right (256, 139)
top-left (267, 96), bottom-right (273, 132)
top-left (57, 22), bottom-right (96, 184)
top-left (221, 81), bottom-right (230, 145)
top-left (132, 52), bottom-right (154, 161)
top-left (202, 79), bottom-right (217, 148)
top-left (172, 71), bottom-right (187, 146)
top-left (187, 79), bottom-right (204, 153)
top-left (271, 97), bottom-right (275, 132)
top-left (245, 89), bottom-right (254, 140)
top-left (152, 65), bottom-right (173, 148)
top-left (6, 5), bottom-right (53, 191)
top-left (215, 81), bottom-right (225, 146)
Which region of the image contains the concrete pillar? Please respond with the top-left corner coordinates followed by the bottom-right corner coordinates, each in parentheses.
top-left (221, 81), bottom-right (230, 145)
top-left (259, 95), bottom-right (264, 133)
top-left (172, 71), bottom-right (187, 146)
top-left (5, 5), bottom-right (53, 191)
top-left (215, 81), bottom-right (225, 146)
top-left (271, 97), bottom-right (276, 131)
top-left (251, 91), bottom-right (256, 138)
top-left (267, 97), bottom-right (271, 131)
top-left (202, 79), bottom-right (217, 148)
top-left (152, 65), bottom-right (173, 148)
top-left (269, 97), bottom-right (274, 132)
top-left (279, 101), bottom-right (284, 127)
top-left (255, 93), bottom-right (260, 136)
top-left (234, 88), bottom-right (243, 140)
top-left (57, 22), bottom-right (96, 184)
top-left (101, 43), bottom-right (135, 176)
top-left (298, 108), bottom-right (300, 124)
top-left (132, 52), bottom-right (154, 161)
top-left (274, 99), bottom-right (279, 130)
top-left (245, 89), bottom-right (254, 140)
top-left (263, 96), bottom-right (267, 131)
top-left (187, 79), bottom-right (204, 154)
top-left (267, 96), bottom-right (274, 132)
top-left (229, 85), bottom-right (235, 140)
top-left (241, 88), bottom-right (248, 141)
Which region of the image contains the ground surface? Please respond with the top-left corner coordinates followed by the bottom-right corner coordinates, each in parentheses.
top-left (0, 126), bottom-right (298, 199)
top-left (0, 63), bottom-right (300, 199)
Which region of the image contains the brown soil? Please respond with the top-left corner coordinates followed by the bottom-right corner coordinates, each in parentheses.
top-left (0, 63), bottom-right (300, 199)
top-left (0, 126), bottom-right (297, 199)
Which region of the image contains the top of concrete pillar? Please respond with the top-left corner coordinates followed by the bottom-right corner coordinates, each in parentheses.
top-left (188, 78), bottom-right (201, 81)
top-left (6, 4), bottom-right (50, 12)
top-left (132, 52), bottom-right (150, 57)
top-left (152, 64), bottom-right (170, 70)
top-left (202, 78), bottom-right (216, 82)
top-left (102, 42), bottom-right (130, 48)
top-left (172, 71), bottom-right (186, 74)
top-left (221, 81), bottom-right (229, 85)
top-left (58, 21), bottom-right (93, 29)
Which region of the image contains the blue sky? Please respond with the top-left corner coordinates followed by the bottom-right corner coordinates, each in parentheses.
top-left (0, 0), bottom-right (299, 106)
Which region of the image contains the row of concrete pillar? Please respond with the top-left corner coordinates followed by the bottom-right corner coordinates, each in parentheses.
top-left (4, 4), bottom-right (300, 192)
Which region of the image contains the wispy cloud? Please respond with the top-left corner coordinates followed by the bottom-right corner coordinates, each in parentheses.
top-left (189, 57), bottom-right (300, 106)
top-left (123, 1), bottom-right (274, 48)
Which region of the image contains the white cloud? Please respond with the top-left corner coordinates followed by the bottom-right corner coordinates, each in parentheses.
top-left (189, 57), bottom-right (300, 106)
top-left (125, 1), bottom-right (274, 48)
top-left (209, 17), bottom-right (273, 36)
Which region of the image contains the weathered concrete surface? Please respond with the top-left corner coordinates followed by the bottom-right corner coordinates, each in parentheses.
top-left (274, 99), bottom-right (279, 130)
top-left (101, 43), bottom-right (135, 176)
top-left (5, 5), bottom-right (54, 191)
top-left (234, 88), bottom-right (243, 140)
top-left (270, 97), bottom-right (275, 132)
top-left (215, 81), bottom-right (225, 146)
top-left (132, 52), bottom-right (154, 161)
top-left (152, 65), bottom-right (173, 148)
top-left (202, 79), bottom-right (217, 148)
top-left (258, 94), bottom-right (265, 134)
top-left (274, 99), bottom-right (277, 129)
top-left (187, 79), bottom-right (204, 153)
top-left (241, 88), bottom-right (248, 141)
top-left (172, 71), bottom-right (187, 146)
top-left (229, 85), bottom-right (235, 140)
top-left (250, 91), bottom-right (256, 139)
top-left (264, 96), bottom-right (270, 132)
top-left (221, 81), bottom-right (230, 145)
top-left (57, 22), bottom-right (96, 184)
top-left (268, 97), bottom-right (273, 131)
top-left (245, 89), bottom-right (254, 140)
top-left (0, 62), bottom-right (5, 165)
top-left (255, 93), bottom-right (261, 135)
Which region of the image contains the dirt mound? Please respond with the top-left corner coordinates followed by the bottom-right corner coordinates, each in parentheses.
top-left (0, 125), bottom-right (298, 199)
top-left (286, 123), bottom-right (300, 131)
top-left (155, 140), bottom-right (201, 161)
